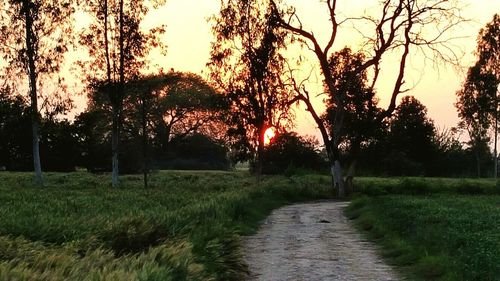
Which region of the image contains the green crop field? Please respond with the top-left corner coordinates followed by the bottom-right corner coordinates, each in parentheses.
top-left (348, 178), bottom-right (500, 281)
top-left (2, 172), bottom-right (499, 280)
top-left (0, 171), bottom-right (333, 280)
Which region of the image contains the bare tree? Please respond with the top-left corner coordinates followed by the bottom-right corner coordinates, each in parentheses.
top-left (271, 0), bottom-right (464, 197)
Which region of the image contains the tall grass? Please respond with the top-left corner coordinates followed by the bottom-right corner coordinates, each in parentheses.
top-left (0, 171), bottom-right (333, 280)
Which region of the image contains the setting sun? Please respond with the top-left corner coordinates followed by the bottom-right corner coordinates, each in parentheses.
top-left (263, 127), bottom-right (277, 146)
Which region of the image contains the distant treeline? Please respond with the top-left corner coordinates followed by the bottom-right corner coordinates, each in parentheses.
top-left (0, 84), bottom-right (492, 177)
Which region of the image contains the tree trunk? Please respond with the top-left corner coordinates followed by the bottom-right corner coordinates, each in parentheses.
top-left (111, 105), bottom-right (120, 187)
top-left (334, 160), bottom-right (345, 198)
top-left (111, 0), bottom-right (125, 188)
top-left (494, 104), bottom-right (498, 181)
top-left (31, 113), bottom-right (42, 185)
top-left (344, 158), bottom-right (357, 195)
top-left (24, 1), bottom-right (43, 186)
top-left (344, 139), bottom-right (360, 195)
top-left (475, 153), bottom-right (481, 178)
top-left (256, 139), bottom-right (264, 182)
top-left (141, 94), bottom-right (148, 188)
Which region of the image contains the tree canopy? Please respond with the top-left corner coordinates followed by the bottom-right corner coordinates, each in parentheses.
top-left (209, 0), bottom-right (294, 176)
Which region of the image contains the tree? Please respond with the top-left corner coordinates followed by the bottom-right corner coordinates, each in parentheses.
top-left (322, 48), bottom-right (383, 192)
top-left (164, 134), bottom-right (230, 171)
top-left (0, 0), bottom-right (75, 185)
top-left (0, 87), bottom-right (32, 170)
top-left (73, 107), bottom-right (111, 172)
top-left (123, 72), bottom-right (223, 186)
top-left (75, 72), bottom-right (224, 177)
top-left (209, 0), bottom-right (294, 179)
top-left (261, 132), bottom-right (326, 175)
top-left (78, 0), bottom-right (166, 186)
top-left (476, 14), bottom-right (500, 179)
top-left (146, 72), bottom-right (225, 155)
top-left (385, 96), bottom-right (436, 176)
top-left (456, 65), bottom-right (497, 177)
top-left (270, 0), bottom-right (464, 197)
top-left (39, 118), bottom-right (78, 172)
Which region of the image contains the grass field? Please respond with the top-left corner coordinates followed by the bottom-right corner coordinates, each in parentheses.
top-left (347, 178), bottom-right (500, 281)
top-left (1, 172), bottom-right (499, 280)
top-left (0, 171), bottom-right (333, 280)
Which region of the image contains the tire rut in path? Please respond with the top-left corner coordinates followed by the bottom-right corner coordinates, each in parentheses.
top-left (243, 201), bottom-right (400, 281)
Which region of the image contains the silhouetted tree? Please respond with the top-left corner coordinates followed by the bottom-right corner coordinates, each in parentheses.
top-left (1, 87), bottom-right (78, 172)
top-left (0, 87), bottom-right (32, 170)
top-left (210, 0), bottom-right (294, 179)
top-left (322, 48), bottom-right (383, 192)
top-left (76, 72), bottom-right (225, 174)
top-left (163, 134), bottom-right (230, 171)
top-left (271, 0), bottom-right (464, 197)
top-left (456, 65), bottom-right (497, 177)
top-left (73, 108), bottom-right (111, 172)
top-left (0, 0), bottom-right (75, 185)
top-left (123, 73), bottom-right (223, 186)
top-left (475, 14), bottom-right (500, 178)
top-left (384, 96), bottom-right (436, 176)
top-left (78, 0), bottom-right (166, 186)
top-left (145, 72), bottom-right (225, 154)
top-left (433, 127), bottom-right (488, 177)
top-left (261, 132), bottom-right (326, 175)
top-left (39, 119), bottom-right (78, 172)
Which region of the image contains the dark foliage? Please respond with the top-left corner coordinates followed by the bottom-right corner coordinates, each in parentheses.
top-left (39, 120), bottom-right (78, 172)
top-left (355, 96), bottom-right (492, 177)
top-left (258, 132), bottom-right (326, 175)
top-left (155, 134), bottom-right (230, 171)
top-left (0, 91), bottom-right (32, 170)
top-left (0, 91), bottom-right (78, 172)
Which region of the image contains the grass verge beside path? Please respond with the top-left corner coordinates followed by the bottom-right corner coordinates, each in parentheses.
top-left (347, 181), bottom-right (500, 281)
top-left (0, 171), bottom-right (333, 280)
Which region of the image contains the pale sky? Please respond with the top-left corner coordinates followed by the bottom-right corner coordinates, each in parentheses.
top-left (141, 0), bottom-right (500, 142)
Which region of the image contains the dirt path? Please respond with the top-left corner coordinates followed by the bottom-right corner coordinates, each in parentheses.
top-left (243, 201), bottom-right (400, 281)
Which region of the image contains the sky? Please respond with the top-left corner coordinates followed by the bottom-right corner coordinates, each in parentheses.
top-left (136, 0), bottom-right (500, 142)
top-left (49, 0), bottom-right (500, 143)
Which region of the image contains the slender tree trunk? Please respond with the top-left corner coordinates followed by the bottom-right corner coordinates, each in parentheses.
top-left (111, 0), bottom-right (125, 187)
top-left (111, 105), bottom-right (120, 187)
top-left (334, 160), bottom-right (345, 196)
top-left (141, 94), bottom-right (148, 188)
top-left (256, 139), bottom-right (264, 182)
top-left (344, 158), bottom-right (357, 195)
top-left (496, 90), bottom-right (499, 187)
top-left (494, 100), bottom-right (498, 181)
top-left (24, 1), bottom-right (43, 186)
top-left (344, 139), bottom-right (361, 195)
top-left (327, 144), bottom-right (345, 197)
top-left (104, 0), bottom-right (111, 81)
top-left (332, 146), bottom-right (345, 198)
top-left (476, 153), bottom-right (481, 178)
